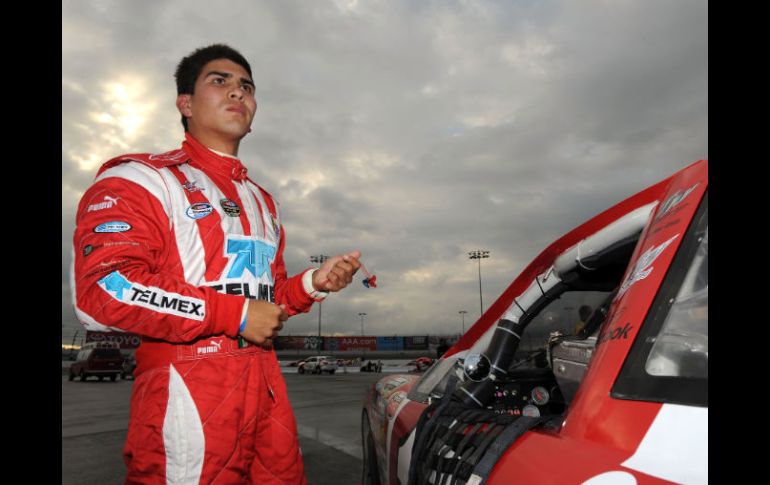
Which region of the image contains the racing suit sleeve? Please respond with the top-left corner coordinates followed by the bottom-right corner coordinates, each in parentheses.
top-left (72, 164), bottom-right (244, 342)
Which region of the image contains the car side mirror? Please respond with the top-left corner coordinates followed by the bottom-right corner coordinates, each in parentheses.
top-left (463, 353), bottom-right (491, 382)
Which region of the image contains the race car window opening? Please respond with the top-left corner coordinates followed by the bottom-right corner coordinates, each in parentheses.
top-left (408, 220), bottom-right (646, 405)
top-left (409, 289), bottom-right (617, 404)
top-left (612, 191), bottom-right (708, 407)
top-left (519, 290), bottom-right (612, 351)
top-left (408, 279), bottom-right (567, 404)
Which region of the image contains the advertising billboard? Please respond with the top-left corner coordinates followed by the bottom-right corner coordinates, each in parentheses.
top-left (404, 336), bottom-right (429, 350)
top-left (85, 331), bottom-right (141, 350)
top-left (376, 336), bottom-right (403, 351)
top-left (324, 336), bottom-right (377, 351)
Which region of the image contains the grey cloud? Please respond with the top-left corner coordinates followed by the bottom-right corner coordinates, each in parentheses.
top-left (62, 0), bottom-right (707, 339)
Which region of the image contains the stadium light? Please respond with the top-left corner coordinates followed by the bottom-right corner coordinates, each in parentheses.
top-left (358, 312), bottom-right (367, 336)
top-left (468, 250), bottom-right (490, 316)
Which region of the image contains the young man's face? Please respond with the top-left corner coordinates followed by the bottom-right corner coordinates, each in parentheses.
top-left (178, 59), bottom-right (257, 142)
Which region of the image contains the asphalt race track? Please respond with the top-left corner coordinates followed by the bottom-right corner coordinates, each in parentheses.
top-left (62, 369), bottom-right (397, 484)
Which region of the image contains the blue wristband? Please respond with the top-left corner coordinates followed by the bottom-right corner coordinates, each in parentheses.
top-left (239, 316), bottom-right (248, 334)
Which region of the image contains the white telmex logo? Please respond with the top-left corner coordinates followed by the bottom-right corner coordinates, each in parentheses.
top-left (88, 195), bottom-right (120, 212)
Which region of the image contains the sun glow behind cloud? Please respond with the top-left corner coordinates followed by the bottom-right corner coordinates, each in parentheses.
top-left (68, 77), bottom-right (157, 171)
top-left (100, 80), bottom-right (153, 139)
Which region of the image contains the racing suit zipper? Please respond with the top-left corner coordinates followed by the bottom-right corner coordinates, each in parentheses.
top-left (235, 180), bottom-right (276, 403)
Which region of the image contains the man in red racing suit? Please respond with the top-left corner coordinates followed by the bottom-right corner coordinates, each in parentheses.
top-left (71, 44), bottom-right (361, 484)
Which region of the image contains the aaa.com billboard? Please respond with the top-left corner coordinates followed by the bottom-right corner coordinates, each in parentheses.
top-left (324, 336), bottom-right (377, 351)
top-left (85, 331), bottom-right (141, 349)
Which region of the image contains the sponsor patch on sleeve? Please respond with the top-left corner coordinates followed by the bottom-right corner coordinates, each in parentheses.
top-left (97, 271), bottom-right (205, 320)
top-left (94, 221), bottom-right (132, 233)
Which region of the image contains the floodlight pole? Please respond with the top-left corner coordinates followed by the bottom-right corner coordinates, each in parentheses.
top-left (459, 310), bottom-right (468, 334)
top-left (468, 250), bottom-right (490, 316)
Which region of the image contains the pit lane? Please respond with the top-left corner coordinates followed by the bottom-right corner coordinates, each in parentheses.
top-left (62, 365), bottom-right (412, 484)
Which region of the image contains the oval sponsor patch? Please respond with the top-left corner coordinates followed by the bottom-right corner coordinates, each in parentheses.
top-left (94, 221), bottom-right (132, 233)
top-left (220, 198), bottom-right (241, 217)
top-left (186, 202), bottom-right (214, 219)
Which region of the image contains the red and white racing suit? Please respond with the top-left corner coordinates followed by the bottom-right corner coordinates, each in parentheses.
top-left (71, 133), bottom-right (319, 484)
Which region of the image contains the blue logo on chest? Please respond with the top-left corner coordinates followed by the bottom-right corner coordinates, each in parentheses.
top-left (226, 238), bottom-right (277, 283)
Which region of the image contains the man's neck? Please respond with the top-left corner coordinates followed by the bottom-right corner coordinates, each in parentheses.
top-left (187, 129), bottom-right (241, 157)
top-left (209, 147), bottom-right (238, 159)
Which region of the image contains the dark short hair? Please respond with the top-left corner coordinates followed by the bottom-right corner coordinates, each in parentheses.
top-left (174, 44), bottom-right (253, 131)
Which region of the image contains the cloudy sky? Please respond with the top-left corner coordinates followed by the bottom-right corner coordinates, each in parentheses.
top-left (62, 0), bottom-right (707, 344)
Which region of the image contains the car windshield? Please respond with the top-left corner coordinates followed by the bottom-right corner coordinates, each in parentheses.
top-left (646, 226), bottom-right (708, 378)
top-left (612, 192), bottom-right (707, 407)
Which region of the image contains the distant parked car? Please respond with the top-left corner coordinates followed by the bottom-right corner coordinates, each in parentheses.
top-left (69, 342), bottom-right (123, 382)
top-left (121, 355), bottom-right (137, 380)
top-left (288, 358), bottom-right (307, 367)
top-left (298, 356), bottom-right (338, 374)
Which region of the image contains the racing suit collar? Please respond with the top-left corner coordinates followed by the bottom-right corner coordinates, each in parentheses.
top-left (182, 132), bottom-right (248, 181)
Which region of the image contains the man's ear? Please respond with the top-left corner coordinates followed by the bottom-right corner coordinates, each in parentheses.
top-left (176, 94), bottom-right (192, 117)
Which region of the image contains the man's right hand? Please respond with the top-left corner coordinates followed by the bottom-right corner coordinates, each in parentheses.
top-left (239, 300), bottom-right (288, 345)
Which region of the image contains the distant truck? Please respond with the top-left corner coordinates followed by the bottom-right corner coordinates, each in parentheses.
top-left (69, 341), bottom-right (123, 382)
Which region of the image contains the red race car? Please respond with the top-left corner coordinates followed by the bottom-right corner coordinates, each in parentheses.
top-left (362, 160), bottom-right (707, 485)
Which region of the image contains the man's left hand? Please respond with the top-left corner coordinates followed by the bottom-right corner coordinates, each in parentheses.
top-left (312, 250), bottom-right (362, 292)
